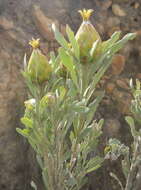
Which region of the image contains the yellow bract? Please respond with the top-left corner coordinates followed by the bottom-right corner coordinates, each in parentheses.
top-left (29, 38), bottom-right (40, 49)
top-left (78, 9), bottom-right (93, 21)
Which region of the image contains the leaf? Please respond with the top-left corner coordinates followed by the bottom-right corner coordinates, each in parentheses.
top-left (129, 78), bottom-right (133, 89)
top-left (125, 116), bottom-right (139, 137)
top-left (59, 47), bottom-right (78, 86)
top-left (122, 160), bottom-right (130, 179)
top-left (88, 50), bottom-right (113, 87)
top-left (73, 117), bottom-right (80, 137)
top-left (49, 51), bottom-right (56, 63)
top-left (52, 23), bottom-right (69, 49)
top-left (85, 156), bottom-right (104, 173)
top-left (73, 105), bottom-right (89, 113)
top-left (42, 169), bottom-right (49, 190)
top-left (90, 39), bottom-right (100, 57)
top-left (36, 154), bottom-right (43, 169)
top-left (31, 181), bottom-right (37, 190)
top-left (16, 128), bottom-right (30, 138)
top-left (109, 31), bottom-right (121, 43)
top-left (66, 25), bottom-right (80, 59)
top-left (110, 172), bottom-right (124, 190)
top-left (110, 33), bottom-right (136, 55)
top-left (67, 79), bottom-right (78, 97)
top-left (98, 119), bottom-right (104, 129)
top-left (67, 175), bottom-right (77, 187)
top-left (59, 47), bottom-right (74, 71)
top-left (136, 79), bottom-right (140, 90)
top-left (101, 31), bottom-right (121, 53)
top-left (70, 131), bottom-right (75, 142)
top-left (52, 78), bottom-right (64, 91)
top-left (93, 60), bottom-right (112, 88)
top-left (23, 53), bottom-right (27, 69)
top-left (85, 92), bottom-right (104, 125)
top-left (21, 117), bottom-right (33, 128)
top-left (59, 86), bottom-right (67, 101)
top-left (49, 51), bottom-right (56, 67)
top-left (72, 100), bottom-right (89, 113)
top-left (78, 127), bottom-right (92, 141)
top-left (28, 137), bottom-right (39, 153)
top-left (88, 54), bottom-right (112, 96)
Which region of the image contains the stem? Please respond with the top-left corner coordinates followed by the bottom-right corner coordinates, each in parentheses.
top-left (125, 136), bottom-right (140, 190)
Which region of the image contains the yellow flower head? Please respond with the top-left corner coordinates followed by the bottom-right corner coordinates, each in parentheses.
top-left (29, 38), bottom-right (40, 49)
top-left (104, 146), bottom-right (111, 155)
top-left (78, 9), bottom-right (94, 21)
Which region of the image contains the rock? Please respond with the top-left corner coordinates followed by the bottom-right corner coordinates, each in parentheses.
top-left (136, 30), bottom-right (141, 36)
top-left (136, 73), bottom-right (141, 79)
top-left (112, 0), bottom-right (129, 3)
top-left (102, 1), bottom-right (112, 10)
top-left (112, 4), bottom-right (126, 17)
top-left (107, 17), bottom-right (120, 27)
top-left (116, 79), bottom-right (129, 90)
top-left (122, 43), bottom-right (133, 59)
top-left (104, 118), bottom-right (121, 138)
top-left (0, 16), bottom-right (14, 30)
top-left (111, 54), bottom-right (125, 75)
top-left (130, 2), bottom-right (140, 9)
top-left (106, 83), bottom-right (116, 94)
top-left (40, 42), bottom-right (49, 55)
top-left (32, 5), bottom-right (59, 40)
top-left (134, 3), bottom-right (140, 9)
top-left (112, 89), bottom-right (132, 114)
top-left (6, 31), bottom-right (26, 46)
top-left (108, 26), bottom-right (121, 37)
top-left (96, 23), bottom-right (105, 35)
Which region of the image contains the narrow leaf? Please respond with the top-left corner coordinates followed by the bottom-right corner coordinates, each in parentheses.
top-left (111, 33), bottom-right (136, 54)
top-left (66, 25), bottom-right (80, 59)
top-left (59, 47), bottom-right (78, 85)
top-left (31, 181), bottom-right (37, 190)
top-left (125, 116), bottom-right (139, 137)
top-left (90, 39), bottom-right (100, 57)
top-left (86, 92), bottom-right (104, 125)
top-left (21, 117), bottom-right (33, 128)
top-left (101, 31), bottom-right (121, 53)
top-left (52, 23), bottom-right (69, 49)
top-left (16, 128), bottom-right (30, 138)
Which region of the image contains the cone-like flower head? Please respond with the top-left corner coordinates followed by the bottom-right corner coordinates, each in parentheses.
top-left (75, 9), bottom-right (101, 60)
top-left (27, 38), bottom-right (52, 84)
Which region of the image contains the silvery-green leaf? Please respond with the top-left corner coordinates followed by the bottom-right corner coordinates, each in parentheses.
top-left (66, 25), bottom-right (80, 59)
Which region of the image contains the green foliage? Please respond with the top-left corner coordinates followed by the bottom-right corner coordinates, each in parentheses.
top-left (105, 80), bottom-right (141, 190)
top-left (17, 10), bottom-right (136, 190)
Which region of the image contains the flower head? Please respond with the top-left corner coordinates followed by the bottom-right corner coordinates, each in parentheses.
top-left (29, 38), bottom-right (40, 49)
top-left (75, 9), bottom-right (101, 62)
top-left (78, 9), bottom-right (94, 21)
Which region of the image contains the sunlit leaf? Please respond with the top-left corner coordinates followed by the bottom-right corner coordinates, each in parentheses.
top-left (52, 23), bottom-right (69, 49)
top-left (21, 117), bottom-right (33, 128)
top-left (66, 25), bottom-right (80, 59)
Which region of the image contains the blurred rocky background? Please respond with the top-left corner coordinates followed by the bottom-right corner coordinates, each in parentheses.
top-left (0, 0), bottom-right (141, 189)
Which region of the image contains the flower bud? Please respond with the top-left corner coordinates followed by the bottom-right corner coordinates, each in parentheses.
top-left (24, 98), bottom-right (36, 110)
top-left (28, 38), bottom-right (52, 84)
top-left (75, 9), bottom-right (101, 62)
top-left (40, 93), bottom-right (56, 109)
